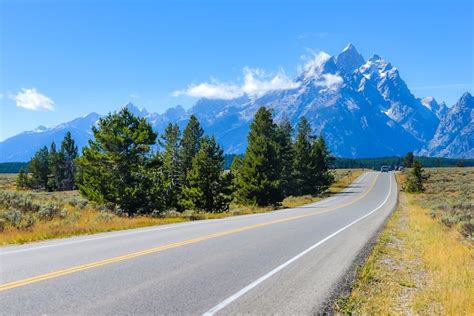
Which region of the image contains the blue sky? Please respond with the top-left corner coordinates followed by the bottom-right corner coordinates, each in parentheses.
top-left (1, 0), bottom-right (472, 140)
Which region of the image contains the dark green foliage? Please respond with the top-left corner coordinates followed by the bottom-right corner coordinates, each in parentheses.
top-left (0, 162), bottom-right (29, 174)
top-left (276, 115), bottom-right (295, 197)
top-left (405, 160), bottom-right (428, 193)
top-left (28, 146), bottom-right (50, 190)
top-left (160, 123), bottom-right (183, 211)
top-left (234, 107), bottom-right (283, 206)
top-left (311, 136), bottom-right (335, 194)
top-left (76, 108), bottom-right (164, 215)
top-left (293, 117), bottom-right (314, 196)
top-left (60, 132), bottom-right (79, 190)
top-left (292, 117), bottom-right (334, 196)
top-left (404, 152), bottom-right (414, 168)
top-left (16, 169), bottom-right (30, 189)
top-left (180, 115), bottom-right (204, 185)
top-left (331, 156), bottom-right (474, 169)
top-left (182, 136), bottom-right (232, 213)
top-left (48, 142), bottom-right (64, 190)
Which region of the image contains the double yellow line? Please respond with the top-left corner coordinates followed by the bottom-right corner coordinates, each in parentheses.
top-left (0, 172), bottom-right (380, 292)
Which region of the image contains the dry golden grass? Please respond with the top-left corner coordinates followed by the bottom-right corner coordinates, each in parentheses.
top-left (336, 170), bottom-right (474, 314)
top-left (0, 169), bottom-right (364, 245)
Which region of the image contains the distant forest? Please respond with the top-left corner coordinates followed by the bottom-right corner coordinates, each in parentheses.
top-left (1, 155), bottom-right (473, 174)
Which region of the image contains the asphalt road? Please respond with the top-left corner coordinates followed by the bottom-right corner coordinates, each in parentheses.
top-left (0, 171), bottom-right (397, 315)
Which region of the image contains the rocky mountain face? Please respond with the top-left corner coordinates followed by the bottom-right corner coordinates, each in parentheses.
top-left (418, 92), bottom-right (474, 158)
top-left (1, 44), bottom-right (472, 161)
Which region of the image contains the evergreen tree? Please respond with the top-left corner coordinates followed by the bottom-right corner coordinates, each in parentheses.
top-left (276, 115), bottom-right (295, 197)
top-left (180, 115), bottom-right (204, 184)
top-left (311, 135), bottom-right (334, 194)
top-left (48, 142), bottom-right (64, 190)
top-left (16, 169), bottom-right (29, 189)
top-left (405, 160), bottom-right (428, 193)
top-left (60, 132), bottom-right (79, 190)
top-left (182, 136), bottom-right (232, 213)
top-left (292, 117), bottom-right (314, 195)
top-left (404, 152), bottom-right (414, 168)
top-left (29, 146), bottom-right (50, 190)
top-left (234, 107), bottom-right (283, 206)
top-left (76, 108), bottom-right (163, 215)
top-left (160, 123), bottom-right (183, 211)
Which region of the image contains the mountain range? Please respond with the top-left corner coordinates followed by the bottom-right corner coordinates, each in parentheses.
top-left (1, 44), bottom-right (473, 162)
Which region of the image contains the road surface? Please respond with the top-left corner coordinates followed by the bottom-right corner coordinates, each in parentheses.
top-left (0, 171), bottom-right (397, 315)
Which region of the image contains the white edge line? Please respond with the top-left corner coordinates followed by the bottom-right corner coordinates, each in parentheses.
top-left (0, 172), bottom-right (371, 256)
top-left (203, 172), bottom-right (393, 316)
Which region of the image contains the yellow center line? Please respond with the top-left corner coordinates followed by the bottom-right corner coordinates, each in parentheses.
top-left (0, 172), bottom-right (380, 292)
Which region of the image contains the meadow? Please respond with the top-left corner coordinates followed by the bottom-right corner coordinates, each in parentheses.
top-left (336, 167), bottom-right (474, 314)
top-left (0, 169), bottom-right (362, 245)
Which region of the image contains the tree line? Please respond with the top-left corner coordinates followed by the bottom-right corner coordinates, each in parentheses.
top-left (17, 107), bottom-right (334, 215)
top-left (17, 132), bottom-right (78, 191)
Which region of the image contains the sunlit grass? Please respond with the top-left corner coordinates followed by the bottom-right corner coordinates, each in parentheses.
top-left (336, 169), bottom-right (474, 314)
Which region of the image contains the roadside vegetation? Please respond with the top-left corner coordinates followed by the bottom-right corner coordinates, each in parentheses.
top-left (0, 106), bottom-right (363, 245)
top-left (0, 169), bottom-right (360, 245)
top-left (335, 167), bottom-right (474, 314)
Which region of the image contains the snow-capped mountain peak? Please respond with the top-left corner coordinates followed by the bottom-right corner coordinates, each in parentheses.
top-left (1, 45), bottom-right (472, 161)
top-left (335, 43), bottom-right (365, 75)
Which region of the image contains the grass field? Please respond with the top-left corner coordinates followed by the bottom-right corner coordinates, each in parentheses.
top-left (335, 168), bottom-right (474, 314)
top-left (0, 169), bottom-right (363, 245)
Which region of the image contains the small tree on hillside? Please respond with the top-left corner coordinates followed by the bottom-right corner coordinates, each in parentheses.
top-left (182, 136), bottom-right (232, 213)
top-left (405, 160), bottom-right (428, 193)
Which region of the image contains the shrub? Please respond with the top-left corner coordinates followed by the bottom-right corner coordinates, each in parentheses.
top-left (96, 212), bottom-right (115, 223)
top-left (38, 204), bottom-right (61, 220)
top-left (2, 208), bottom-right (23, 229)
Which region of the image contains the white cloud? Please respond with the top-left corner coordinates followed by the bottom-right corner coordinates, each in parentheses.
top-left (315, 73), bottom-right (344, 91)
top-left (241, 67), bottom-right (300, 97)
top-left (172, 81), bottom-right (243, 99)
top-left (0, 93), bottom-right (3, 99)
top-left (10, 88), bottom-right (54, 111)
top-left (173, 68), bottom-right (300, 100)
top-left (301, 51), bottom-right (331, 78)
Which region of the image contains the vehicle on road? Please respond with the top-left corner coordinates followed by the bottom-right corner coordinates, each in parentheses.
top-left (380, 165), bottom-right (389, 172)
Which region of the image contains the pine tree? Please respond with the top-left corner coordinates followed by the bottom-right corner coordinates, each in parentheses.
top-left (76, 108), bottom-right (162, 215)
top-left (311, 135), bottom-right (334, 194)
top-left (60, 132), bottom-right (78, 190)
top-left (16, 169), bottom-right (30, 189)
top-left (292, 117), bottom-right (314, 196)
top-left (276, 115), bottom-right (295, 197)
top-left (180, 115), bottom-right (204, 184)
top-left (48, 142), bottom-right (64, 190)
top-left (160, 123), bottom-right (183, 211)
top-left (405, 160), bottom-right (428, 193)
top-left (234, 107), bottom-right (283, 206)
top-left (182, 136), bottom-right (232, 213)
top-left (29, 146), bottom-right (50, 190)
top-left (404, 152), bottom-right (414, 168)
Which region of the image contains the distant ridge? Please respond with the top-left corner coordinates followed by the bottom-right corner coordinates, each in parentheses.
top-left (1, 45), bottom-right (472, 162)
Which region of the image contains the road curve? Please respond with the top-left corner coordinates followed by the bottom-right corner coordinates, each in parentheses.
top-left (0, 171), bottom-right (397, 315)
